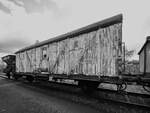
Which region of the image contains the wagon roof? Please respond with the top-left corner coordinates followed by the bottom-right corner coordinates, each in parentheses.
top-left (138, 36), bottom-right (150, 55)
top-left (15, 14), bottom-right (122, 54)
top-left (2, 55), bottom-right (15, 61)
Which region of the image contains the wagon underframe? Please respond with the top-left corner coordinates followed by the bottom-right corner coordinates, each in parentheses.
top-left (14, 72), bottom-right (150, 92)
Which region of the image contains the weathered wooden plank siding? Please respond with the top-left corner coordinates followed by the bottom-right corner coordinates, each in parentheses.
top-left (139, 49), bottom-right (144, 73)
top-left (57, 40), bottom-right (65, 74)
top-left (64, 39), bottom-right (70, 74)
top-left (82, 31), bottom-right (97, 75)
top-left (26, 50), bottom-right (32, 72)
top-left (69, 35), bottom-right (85, 74)
top-left (16, 54), bottom-right (19, 72)
top-left (35, 47), bottom-right (41, 71)
top-left (146, 43), bottom-right (150, 73)
top-left (16, 23), bottom-right (122, 77)
top-left (21, 52), bottom-right (26, 72)
top-left (39, 45), bottom-right (49, 72)
top-left (31, 49), bottom-right (36, 72)
top-left (48, 43), bottom-right (58, 73)
top-left (17, 52), bottom-right (25, 72)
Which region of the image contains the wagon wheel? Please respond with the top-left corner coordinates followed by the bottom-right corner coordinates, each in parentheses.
top-left (26, 76), bottom-right (34, 82)
top-left (143, 84), bottom-right (150, 92)
top-left (117, 82), bottom-right (127, 91)
top-left (12, 73), bottom-right (19, 80)
top-left (78, 81), bottom-right (99, 93)
top-left (6, 72), bottom-right (10, 79)
top-left (9, 72), bottom-right (14, 79)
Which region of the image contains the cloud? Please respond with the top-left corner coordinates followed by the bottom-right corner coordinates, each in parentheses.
top-left (0, 0), bottom-right (63, 56)
top-left (5, 0), bottom-right (58, 14)
top-left (0, 0), bottom-right (149, 61)
top-left (0, 37), bottom-right (31, 53)
top-left (0, 1), bottom-right (11, 14)
top-left (8, 0), bottom-right (23, 7)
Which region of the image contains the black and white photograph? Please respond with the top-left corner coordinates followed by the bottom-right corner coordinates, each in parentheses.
top-left (0, 0), bottom-right (149, 113)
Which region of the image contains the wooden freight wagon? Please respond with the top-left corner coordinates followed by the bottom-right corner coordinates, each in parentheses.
top-left (138, 36), bottom-right (150, 77)
top-left (15, 14), bottom-right (123, 88)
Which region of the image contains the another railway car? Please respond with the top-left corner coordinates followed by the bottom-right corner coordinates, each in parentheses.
top-left (139, 36), bottom-right (150, 77)
top-left (2, 55), bottom-right (16, 79)
top-left (14, 14), bottom-right (123, 89)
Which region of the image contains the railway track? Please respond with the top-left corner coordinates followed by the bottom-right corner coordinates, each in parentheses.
top-left (58, 82), bottom-right (150, 110)
top-left (46, 81), bottom-right (150, 110)
top-left (22, 80), bottom-right (150, 109)
top-left (95, 88), bottom-right (150, 109)
top-left (23, 79), bottom-right (150, 112)
top-left (1, 75), bottom-right (150, 112)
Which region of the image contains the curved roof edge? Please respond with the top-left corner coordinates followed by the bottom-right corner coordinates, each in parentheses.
top-left (138, 36), bottom-right (150, 55)
top-left (15, 14), bottom-right (123, 54)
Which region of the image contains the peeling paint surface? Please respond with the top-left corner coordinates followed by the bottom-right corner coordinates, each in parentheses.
top-left (16, 23), bottom-right (122, 77)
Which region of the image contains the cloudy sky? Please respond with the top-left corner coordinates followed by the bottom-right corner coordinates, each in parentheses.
top-left (0, 0), bottom-right (150, 59)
